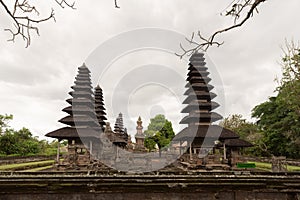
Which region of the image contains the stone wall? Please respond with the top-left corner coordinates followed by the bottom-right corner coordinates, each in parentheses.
top-left (0, 172), bottom-right (299, 200)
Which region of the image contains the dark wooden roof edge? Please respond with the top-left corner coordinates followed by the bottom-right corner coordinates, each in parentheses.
top-left (45, 127), bottom-right (101, 139)
top-left (174, 125), bottom-right (239, 141)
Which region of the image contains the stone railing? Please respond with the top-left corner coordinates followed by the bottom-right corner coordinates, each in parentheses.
top-left (0, 155), bottom-right (56, 165)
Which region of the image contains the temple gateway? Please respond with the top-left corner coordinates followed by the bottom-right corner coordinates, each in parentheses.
top-left (46, 52), bottom-right (252, 171)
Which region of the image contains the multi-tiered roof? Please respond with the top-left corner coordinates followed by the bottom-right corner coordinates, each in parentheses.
top-left (180, 53), bottom-right (222, 126)
top-left (46, 64), bottom-right (100, 139)
top-left (175, 53), bottom-right (239, 143)
top-left (94, 85), bottom-right (107, 130)
top-left (114, 113), bottom-right (129, 142)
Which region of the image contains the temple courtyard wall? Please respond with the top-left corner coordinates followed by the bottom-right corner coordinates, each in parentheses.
top-left (0, 171), bottom-right (299, 200)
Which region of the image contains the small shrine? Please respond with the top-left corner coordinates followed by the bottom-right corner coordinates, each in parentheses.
top-left (134, 116), bottom-right (146, 152)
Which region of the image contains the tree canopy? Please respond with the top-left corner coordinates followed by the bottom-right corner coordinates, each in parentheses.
top-left (252, 42), bottom-right (300, 158)
top-left (219, 114), bottom-right (266, 157)
top-left (0, 114), bottom-right (57, 156)
top-left (0, 114), bottom-right (13, 134)
top-left (144, 114), bottom-right (175, 154)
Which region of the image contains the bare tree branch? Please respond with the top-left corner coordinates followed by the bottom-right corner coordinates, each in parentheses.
top-left (177, 0), bottom-right (266, 58)
top-left (0, 0), bottom-right (76, 47)
top-left (114, 0), bottom-right (120, 8)
top-left (55, 0), bottom-right (75, 9)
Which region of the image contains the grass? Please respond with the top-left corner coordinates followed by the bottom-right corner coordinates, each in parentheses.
top-left (21, 165), bottom-right (53, 172)
top-left (0, 160), bottom-right (54, 171)
top-left (287, 165), bottom-right (300, 172)
top-left (247, 162), bottom-right (300, 172)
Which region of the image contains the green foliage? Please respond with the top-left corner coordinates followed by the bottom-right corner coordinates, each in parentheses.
top-left (252, 88), bottom-right (300, 158)
top-left (219, 114), bottom-right (266, 157)
top-left (0, 114), bottom-right (13, 134)
top-left (0, 127), bottom-right (42, 156)
top-left (0, 114), bottom-right (58, 156)
top-left (251, 42), bottom-right (300, 159)
top-left (144, 114), bottom-right (175, 153)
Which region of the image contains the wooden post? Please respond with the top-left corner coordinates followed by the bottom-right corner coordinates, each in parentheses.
top-left (179, 141), bottom-right (182, 155)
top-left (223, 142), bottom-right (226, 160)
top-left (189, 141), bottom-right (192, 160)
top-left (57, 139), bottom-right (61, 165)
top-left (89, 140), bottom-right (93, 160)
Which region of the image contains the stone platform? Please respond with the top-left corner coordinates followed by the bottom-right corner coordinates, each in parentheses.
top-left (0, 171), bottom-right (300, 199)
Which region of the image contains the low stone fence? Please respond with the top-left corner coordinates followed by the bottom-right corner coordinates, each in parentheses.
top-left (244, 156), bottom-right (300, 167)
top-left (0, 155), bottom-right (56, 165)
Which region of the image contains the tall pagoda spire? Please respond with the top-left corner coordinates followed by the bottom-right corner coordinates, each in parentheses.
top-left (174, 53), bottom-right (240, 162)
top-left (114, 113), bottom-right (124, 134)
top-left (118, 113), bottom-right (124, 134)
top-left (180, 52), bottom-right (222, 126)
top-left (58, 63), bottom-right (98, 129)
top-left (94, 85), bottom-right (107, 130)
top-left (113, 113), bottom-right (129, 143)
top-left (45, 63), bottom-right (101, 169)
top-left (174, 53), bottom-right (252, 165)
top-left (114, 116), bottom-right (121, 134)
top-left (46, 63), bottom-right (100, 139)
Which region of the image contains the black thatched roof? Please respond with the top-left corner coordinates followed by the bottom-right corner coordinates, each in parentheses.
top-left (173, 125), bottom-right (239, 141)
top-left (78, 63), bottom-right (91, 72)
top-left (62, 106), bottom-right (96, 116)
top-left (59, 115), bottom-right (98, 126)
top-left (179, 52), bottom-right (223, 126)
top-left (185, 82), bottom-right (214, 90)
top-left (181, 101), bottom-right (220, 113)
top-left (66, 98), bottom-right (94, 106)
top-left (224, 138), bottom-right (253, 147)
top-left (182, 92), bottom-right (217, 104)
top-left (68, 91), bottom-right (93, 98)
top-left (188, 69), bottom-right (209, 76)
top-left (94, 85), bottom-right (107, 129)
top-left (45, 127), bottom-right (101, 139)
top-left (104, 123), bottom-right (127, 145)
top-left (186, 76), bottom-right (212, 83)
top-left (46, 63), bottom-right (101, 139)
top-left (180, 112), bottom-right (223, 124)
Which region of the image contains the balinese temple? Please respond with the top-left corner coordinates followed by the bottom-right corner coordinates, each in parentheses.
top-left (46, 64), bottom-right (102, 169)
top-left (174, 52), bottom-right (252, 168)
top-left (94, 85), bottom-right (107, 131)
top-left (134, 116), bottom-right (146, 152)
top-left (114, 113), bottom-right (129, 144)
top-left (103, 122), bottom-right (127, 148)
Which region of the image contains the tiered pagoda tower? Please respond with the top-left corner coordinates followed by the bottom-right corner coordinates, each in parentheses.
top-left (111, 113), bottom-right (127, 147)
top-left (114, 114), bottom-right (122, 134)
top-left (175, 53), bottom-right (240, 163)
top-left (114, 113), bottom-right (129, 142)
top-left (180, 52), bottom-right (222, 126)
top-left (94, 85), bottom-right (107, 130)
top-left (46, 63), bottom-right (100, 169)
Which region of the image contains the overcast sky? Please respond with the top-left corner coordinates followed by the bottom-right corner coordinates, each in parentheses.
top-left (0, 0), bottom-right (299, 140)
